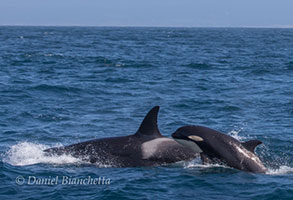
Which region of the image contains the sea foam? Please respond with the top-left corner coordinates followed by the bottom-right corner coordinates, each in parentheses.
top-left (3, 142), bottom-right (81, 166)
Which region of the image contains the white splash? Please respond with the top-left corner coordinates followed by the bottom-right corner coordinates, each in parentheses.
top-left (176, 158), bottom-right (230, 169)
top-left (3, 142), bottom-right (81, 166)
top-left (266, 166), bottom-right (293, 175)
top-left (228, 128), bottom-right (246, 141)
top-left (184, 162), bottom-right (231, 169)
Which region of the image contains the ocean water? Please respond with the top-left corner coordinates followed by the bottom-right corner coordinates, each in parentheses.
top-left (0, 26), bottom-right (293, 199)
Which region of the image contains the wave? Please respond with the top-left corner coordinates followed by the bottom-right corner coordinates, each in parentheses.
top-left (286, 61), bottom-right (293, 70)
top-left (3, 142), bottom-right (81, 166)
top-left (3, 142), bottom-right (117, 168)
top-left (187, 164), bottom-right (293, 175)
top-left (3, 141), bottom-right (293, 175)
top-left (183, 160), bottom-right (293, 175)
top-left (184, 63), bottom-right (212, 70)
top-left (184, 162), bottom-right (232, 170)
top-left (227, 127), bottom-right (247, 141)
top-left (267, 166), bottom-right (293, 175)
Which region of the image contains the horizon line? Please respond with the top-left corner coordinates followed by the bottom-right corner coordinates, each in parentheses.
top-left (1, 24), bottom-right (293, 29)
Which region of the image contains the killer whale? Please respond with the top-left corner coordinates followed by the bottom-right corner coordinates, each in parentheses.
top-left (44, 106), bottom-right (198, 167)
top-left (172, 125), bottom-right (267, 173)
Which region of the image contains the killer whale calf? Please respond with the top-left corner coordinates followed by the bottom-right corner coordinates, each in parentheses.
top-left (44, 106), bottom-right (198, 167)
top-left (172, 125), bottom-right (267, 173)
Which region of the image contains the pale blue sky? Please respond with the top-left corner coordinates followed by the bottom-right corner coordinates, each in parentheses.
top-left (0, 0), bottom-right (292, 27)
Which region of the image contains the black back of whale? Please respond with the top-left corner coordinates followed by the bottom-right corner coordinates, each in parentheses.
top-left (44, 106), bottom-right (197, 167)
top-left (172, 125), bottom-right (267, 173)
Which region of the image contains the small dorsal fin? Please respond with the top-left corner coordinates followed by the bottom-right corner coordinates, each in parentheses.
top-left (242, 140), bottom-right (262, 153)
top-left (135, 106), bottom-right (162, 137)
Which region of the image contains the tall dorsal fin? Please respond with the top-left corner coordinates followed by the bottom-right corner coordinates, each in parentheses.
top-left (135, 106), bottom-right (162, 137)
top-left (242, 140), bottom-right (262, 153)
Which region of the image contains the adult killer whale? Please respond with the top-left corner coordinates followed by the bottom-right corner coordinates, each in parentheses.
top-left (172, 125), bottom-right (267, 173)
top-left (44, 106), bottom-right (198, 167)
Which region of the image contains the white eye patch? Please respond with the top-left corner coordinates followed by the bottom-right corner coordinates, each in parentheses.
top-left (188, 135), bottom-right (204, 142)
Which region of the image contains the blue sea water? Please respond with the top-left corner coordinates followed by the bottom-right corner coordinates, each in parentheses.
top-left (0, 26), bottom-right (293, 200)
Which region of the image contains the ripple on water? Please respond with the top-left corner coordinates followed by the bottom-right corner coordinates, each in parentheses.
top-left (1, 27), bottom-right (293, 200)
